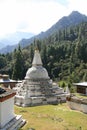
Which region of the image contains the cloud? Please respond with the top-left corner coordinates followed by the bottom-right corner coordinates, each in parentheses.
top-left (67, 0), bottom-right (87, 14)
top-left (16, 21), bottom-right (29, 32)
top-left (15, 0), bottom-right (67, 33)
top-left (0, 0), bottom-right (87, 37)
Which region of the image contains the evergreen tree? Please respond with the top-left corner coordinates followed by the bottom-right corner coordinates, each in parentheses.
top-left (12, 45), bottom-right (24, 80)
top-left (83, 73), bottom-right (87, 81)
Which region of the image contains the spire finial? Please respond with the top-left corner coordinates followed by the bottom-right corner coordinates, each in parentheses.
top-left (32, 49), bottom-right (42, 66)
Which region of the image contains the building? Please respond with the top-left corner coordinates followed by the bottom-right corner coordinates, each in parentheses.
top-left (67, 95), bottom-right (87, 113)
top-left (0, 74), bottom-right (21, 89)
top-left (0, 87), bottom-right (26, 130)
top-left (73, 82), bottom-right (87, 95)
top-left (15, 49), bottom-right (67, 107)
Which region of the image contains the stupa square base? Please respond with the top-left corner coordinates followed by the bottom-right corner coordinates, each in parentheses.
top-left (15, 96), bottom-right (64, 107)
top-left (0, 115), bottom-right (26, 130)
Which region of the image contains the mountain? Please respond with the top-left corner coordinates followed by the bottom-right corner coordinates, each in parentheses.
top-left (0, 11), bottom-right (87, 54)
top-left (46, 11), bottom-right (87, 34)
top-left (0, 31), bottom-right (34, 49)
top-left (35, 11), bottom-right (87, 39)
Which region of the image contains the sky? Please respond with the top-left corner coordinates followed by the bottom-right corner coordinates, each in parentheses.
top-left (0, 0), bottom-right (87, 37)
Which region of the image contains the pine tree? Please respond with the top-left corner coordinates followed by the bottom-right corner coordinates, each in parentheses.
top-left (12, 45), bottom-right (24, 80)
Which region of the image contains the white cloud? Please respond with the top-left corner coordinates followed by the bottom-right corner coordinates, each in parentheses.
top-left (0, 0), bottom-right (87, 37)
top-left (15, 0), bottom-right (68, 33)
top-left (67, 0), bottom-right (87, 14)
top-left (0, 0), bottom-right (17, 36)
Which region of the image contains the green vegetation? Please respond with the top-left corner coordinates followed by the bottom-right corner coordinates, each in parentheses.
top-left (0, 22), bottom-right (87, 92)
top-left (15, 103), bottom-right (87, 130)
top-left (12, 45), bottom-right (25, 80)
top-left (75, 93), bottom-right (87, 99)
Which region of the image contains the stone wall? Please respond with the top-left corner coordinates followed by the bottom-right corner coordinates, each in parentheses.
top-left (67, 96), bottom-right (87, 113)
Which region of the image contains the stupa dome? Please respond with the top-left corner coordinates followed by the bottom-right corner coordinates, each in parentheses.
top-left (25, 66), bottom-right (49, 79)
top-left (25, 49), bottom-right (49, 79)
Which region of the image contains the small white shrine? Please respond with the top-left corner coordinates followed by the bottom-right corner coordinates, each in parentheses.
top-left (0, 87), bottom-right (26, 130)
top-left (15, 49), bottom-right (66, 107)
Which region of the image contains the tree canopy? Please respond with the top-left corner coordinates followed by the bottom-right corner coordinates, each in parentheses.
top-left (0, 22), bottom-right (87, 84)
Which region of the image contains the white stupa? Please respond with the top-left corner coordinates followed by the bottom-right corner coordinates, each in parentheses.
top-left (15, 49), bottom-right (66, 107)
top-left (0, 87), bottom-right (26, 130)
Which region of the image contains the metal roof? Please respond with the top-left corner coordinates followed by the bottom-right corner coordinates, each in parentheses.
top-left (0, 79), bottom-right (18, 84)
top-left (0, 87), bottom-right (16, 97)
top-left (0, 87), bottom-right (6, 94)
top-left (73, 82), bottom-right (87, 87)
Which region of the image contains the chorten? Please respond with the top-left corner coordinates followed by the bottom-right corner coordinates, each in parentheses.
top-left (0, 87), bottom-right (26, 130)
top-left (15, 49), bottom-right (66, 107)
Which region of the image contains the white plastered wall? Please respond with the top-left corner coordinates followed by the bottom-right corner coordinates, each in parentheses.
top-left (0, 97), bottom-right (15, 128)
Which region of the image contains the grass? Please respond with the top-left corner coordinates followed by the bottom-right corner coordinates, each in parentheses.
top-left (74, 93), bottom-right (87, 99)
top-left (14, 103), bottom-right (87, 130)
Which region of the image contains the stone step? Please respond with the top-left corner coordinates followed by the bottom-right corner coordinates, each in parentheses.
top-left (13, 119), bottom-right (26, 130)
top-left (0, 115), bottom-right (26, 130)
top-left (8, 115), bottom-right (23, 130)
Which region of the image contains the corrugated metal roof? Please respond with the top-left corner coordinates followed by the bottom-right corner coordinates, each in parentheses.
top-left (73, 82), bottom-right (87, 87)
top-left (0, 87), bottom-right (16, 97)
top-left (0, 87), bottom-right (6, 94)
top-left (0, 79), bottom-right (18, 83)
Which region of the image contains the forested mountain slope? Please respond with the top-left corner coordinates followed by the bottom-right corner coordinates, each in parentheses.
top-left (0, 21), bottom-right (87, 90)
top-left (19, 11), bottom-right (87, 48)
top-left (0, 11), bottom-right (87, 54)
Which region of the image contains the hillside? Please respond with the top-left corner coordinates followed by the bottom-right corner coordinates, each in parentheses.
top-left (0, 11), bottom-right (87, 54)
top-left (21, 11), bottom-right (87, 44)
top-left (0, 32), bottom-right (34, 53)
top-left (18, 11), bottom-right (87, 47)
top-left (0, 21), bottom-right (87, 91)
top-left (0, 11), bottom-right (87, 89)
